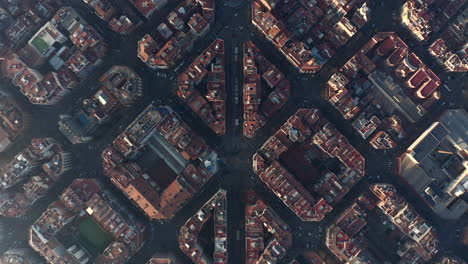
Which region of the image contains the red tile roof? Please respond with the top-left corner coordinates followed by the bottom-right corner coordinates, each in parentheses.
top-left (409, 69), bottom-right (429, 88)
top-left (376, 36), bottom-right (396, 56)
top-left (129, 0), bottom-right (164, 17)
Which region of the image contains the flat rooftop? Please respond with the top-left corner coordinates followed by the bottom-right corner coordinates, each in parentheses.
top-left (369, 70), bottom-right (427, 123)
top-left (143, 131), bottom-right (190, 175)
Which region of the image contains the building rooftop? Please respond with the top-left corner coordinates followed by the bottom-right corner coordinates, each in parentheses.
top-left (1, 6), bottom-right (107, 105)
top-left (242, 41), bottom-right (290, 138)
top-left (1, 141), bottom-right (41, 190)
top-left (49, 7), bottom-right (106, 54)
top-left (427, 7), bottom-right (468, 72)
top-left (252, 0), bottom-right (371, 73)
top-left (179, 189), bottom-right (227, 264)
top-left (129, 0), bottom-right (168, 17)
top-left (59, 65), bottom-right (142, 144)
top-left (103, 103), bottom-right (219, 220)
top-left (177, 39), bottom-right (226, 135)
top-left (326, 184), bottom-right (439, 263)
top-left (18, 21), bottom-right (67, 67)
top-left (4, 9), bottom-right (43, 50)
top-left (84, 0), bottom-right (136, 35)
top-left (326, 226), bottom-right (362, 263)
top-left (28, 178), bottom-right (147, 264)
top-left (27, 70), bottom-right (74, 105)
top-left (0, 248), bottom-right (45, 264)
top-left (400, 0), bottom-right (467, 41)
top-left (137, 0), bottom-right (214, 69)
top-left (439, 256), bottom-right (467, 264)
top-left (146, 256), bottom-right (178, 264)
top-left (397, 109), bottom-right (468, 220)
top-left (0, 138), bottom-right (72, 217)
top-left (245, 191), bottom-right (292, 264)
top-left (326, 32), bottom-right (441, 149)
top-left (99, 65), bottom-right (144, 106)
top-left (289, 251), bottom-right (325, 264)
top-left (69, 23), bottom-right (103, 51)
top-left (0, 96), bottom-right (25, 152)
top-left (253, 108), bottom-right (365, 222)
top-left (370, 184), bottom-right (439, 261)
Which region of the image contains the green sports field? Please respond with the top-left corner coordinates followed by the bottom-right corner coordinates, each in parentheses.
top-left (31, 36), bottom-right (50, 54)
top-left (78, 218), bottom-right (112, 253)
